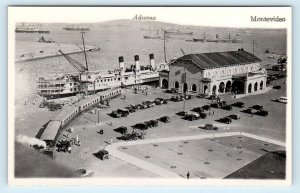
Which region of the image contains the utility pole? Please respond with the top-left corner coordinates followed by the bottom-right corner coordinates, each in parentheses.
top-left (163, 31), bottom-right (167, 63)
top-left (252, 33), bottom-right (256, 55)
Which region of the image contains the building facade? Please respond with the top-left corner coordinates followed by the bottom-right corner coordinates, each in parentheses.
top-left (161, 50), bottom-right (267, 96)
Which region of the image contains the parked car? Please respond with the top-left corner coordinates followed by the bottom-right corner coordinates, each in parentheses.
top-left (170, 96), bottom-right (181, 102)
top-left (185, 114), bottom-right (198, 121)
top-left (218, 117), bottom-right (232, 124)
top-left (273, 85), bottom-right (282, 89)
top-left (222, 105), bottom-right (233, 111)
top-left (159, 116), bottom-right (171, 123)
top-left (142, 101), bottom-right (155, 108)
top-left (133, 123), bottom-right (148, 130)
top-left (197, 94), bottom-right (206, 99)
top-left (166, 88), bottom-right (178, 93)
top-left (276, 96), bottom-right (287, 104)
top-left (149, 120), bottom-right (159, 127)
top-left (210, 103), bottom-right (221, 108)
top-left (144, 121), bottom-right (153, 128)
top-left (228, 114), bottom-right (240, 120)
top-left (176, 111), bottom-right (188, 116)
top-left (207, 95), bottom-right (218, 100)
top-left (125, 106), bottom-right (136, 113)
top-left (154, 98), bottom-right (164, 105)
top-left (201, 123), bottom-right (218, 131)
top-left (232, 102), bottom-right (245, 108)
top-left (251, 105), bottom-right (263, 110)
top-left (75, 169), bottom-right (95, 177)
top-left (255, 110), bottom-right (269, 116)
top-left (200, 112), bottom-right (207, 119)
top-left (111, 111), bottom-right (121, 118)
top-left (117, 108), bottom-right (130, 117)
top-left (162, 99), bottom-right (170, 104)
top-left (202, 105), bottom-right (211, 111)
top-left (94, 150), bottom-right (109, 160)
top-left (192, 107), bottom-right (204, 113)
top-left (114, 126), bottom-right (128, 134)
top-left (244, 108), bottom-right (256, 114)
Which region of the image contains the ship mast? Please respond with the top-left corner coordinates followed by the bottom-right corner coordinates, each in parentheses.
top-left (81, 31), bottom-right (89, 71)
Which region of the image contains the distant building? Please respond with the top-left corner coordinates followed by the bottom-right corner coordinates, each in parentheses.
top-left (160, 49), bottom-right (267, 95)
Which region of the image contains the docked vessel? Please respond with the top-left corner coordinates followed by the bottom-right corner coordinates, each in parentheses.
top-left (192, 34), bottom-right (242, 43)
top-left (15, 23), bottom-right (50, 34)
top-left (165, 30), bottom-right (193, 35)
top-left (63, 26), bottom-right (90, 31)
top-left (37, 54), bottom-right (160, 99)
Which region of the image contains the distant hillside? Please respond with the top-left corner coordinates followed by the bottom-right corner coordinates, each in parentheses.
top-left (24, 19), bottom-right (287, 33)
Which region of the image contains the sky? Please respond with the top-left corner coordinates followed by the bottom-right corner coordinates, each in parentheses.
top-left (8, 7), bottom-right (291, 28)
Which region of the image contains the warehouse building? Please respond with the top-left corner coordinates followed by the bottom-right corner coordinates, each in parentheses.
top-left (161, 49), bottom-right (267, 95)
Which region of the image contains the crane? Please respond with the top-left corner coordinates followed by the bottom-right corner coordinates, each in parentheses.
top-left (58, 32), bottom-right (89, 73)
top-left (58, 49), bottom-right (88, 73)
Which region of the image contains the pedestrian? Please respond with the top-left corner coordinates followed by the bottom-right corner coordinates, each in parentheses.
top-left (213, 111), bottom-right (214, 115)
top-left (187, 171), bottom-right (190, 179)
top-left (110, 138), bottom-right (114, 144)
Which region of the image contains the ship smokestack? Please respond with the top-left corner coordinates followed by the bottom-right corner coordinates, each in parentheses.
top-left (118, 56), bottom-right (125, 70)
top-left (149, 54), bottom-right (155, 69)
top-left (134, 55), bottom-right (140, 72)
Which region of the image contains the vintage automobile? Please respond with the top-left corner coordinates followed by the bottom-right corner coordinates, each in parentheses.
top-left (159, 116), bottom-right (171, 123)
top-left (170, 96), bottom-right (181, 102)
top-left (166, 88), bottom-right (178, 93)
top-left (149, 120), bottom-right (159, 127)
top-left (185, 114), bottom-right (198, 121)
top-left (221, 105), bottom-right (233, 111)
top-left (133, 123), bottom-right (148, 130)
top-left (228, 114), bottom-right (240, 120)
top-left (74, 169), bottom-right (95, 177)
top-left (232, 102), bottom-right (245, 108)
top-left (244, 108), bottom-right (256, 114)
top-left (200, 112), bottom-right (207, 119)
top-left (94, 150), bottom-right (109, 160)
top-left (218, 117), bottom-right (232, 124)
top-left (197, 94), bottom-right (206, 99)
top-left (202, 105), bottom-right (211, 111)
top-left (192, 107), bottom-right (204, 113)
top-left (255, 110), bottom-right (269, 116)
top-left (154, 98), bottom-right (164, 105)
top-left (176, 111), bottom-right (188, 116)
top-left (200, 123), bottom-right (218, 131)
top-left (273, 85), bottom-right (282, 89)
top-left (114, 126), bottom-right (128, 134)
top-left (125, 106), bottom-right (136, 113)
top-left (251, 105), bottom-right (264, 110)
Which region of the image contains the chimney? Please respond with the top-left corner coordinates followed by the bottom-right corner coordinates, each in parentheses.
top-left (149, 54), bottom-right (155, 69)
top-left (134, 55), bottom-right (140, 72)
top-left (118, 56), bottom-right (125, 70)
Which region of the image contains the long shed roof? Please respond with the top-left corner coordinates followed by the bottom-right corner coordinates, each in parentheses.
top-left (174, 50), bottom-right (261, 69)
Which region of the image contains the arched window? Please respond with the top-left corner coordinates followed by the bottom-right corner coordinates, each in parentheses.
top-left (227, 69), bottom-right (231, 75)
top-left (192, 84), bottom-right (197, 92)
top-left (234, 68), bottom-right (238, 74)
top-left (214, 71), bottom-right (219, 77)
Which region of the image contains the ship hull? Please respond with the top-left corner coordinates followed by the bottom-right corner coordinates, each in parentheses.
top-left (15, 30), bottom-right (50, 34)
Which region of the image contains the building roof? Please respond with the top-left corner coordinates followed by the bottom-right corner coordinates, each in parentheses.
top-left (40, 120), bottom-right (61, 141)
top-left (175, 50), bottom-right (262, 69)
